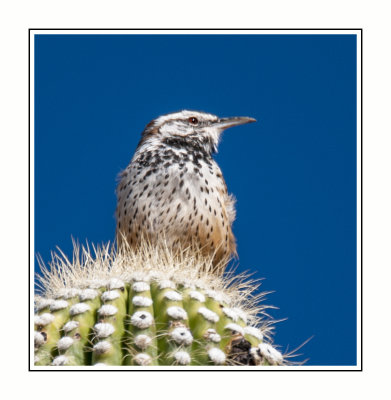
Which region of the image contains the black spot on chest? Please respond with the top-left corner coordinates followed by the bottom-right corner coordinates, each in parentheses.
top-left (162, 137), bottom-right (212, 165)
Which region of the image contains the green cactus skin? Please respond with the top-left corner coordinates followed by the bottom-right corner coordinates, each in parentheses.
top-left (62, 290), bottom-right (101, 365)
top-left (125, 281), bottom-right (158, 365)
top-left (34, 244), bottom-right (285, 367)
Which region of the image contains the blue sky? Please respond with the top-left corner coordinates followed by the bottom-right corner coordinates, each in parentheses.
top-left (34, 33), bottom-right (357, 366)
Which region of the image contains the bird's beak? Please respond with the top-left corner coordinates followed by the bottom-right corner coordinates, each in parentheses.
top-left (214, 116), bottom-right (256, 130)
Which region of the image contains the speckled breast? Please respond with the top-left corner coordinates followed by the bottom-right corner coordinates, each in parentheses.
top-left (116, 142), bottom-right (236, 265)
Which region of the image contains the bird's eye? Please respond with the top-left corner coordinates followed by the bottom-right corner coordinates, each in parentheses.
top-left (188, 117), bottom-right (199, 125)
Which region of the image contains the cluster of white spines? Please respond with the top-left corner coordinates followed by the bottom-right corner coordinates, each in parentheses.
top-left (91, 279), bottom-right (126, 366)
top-left (154, 280), bottom-right (193, 365)
top-left (185, 287), bottom-right (225, 365)
top-left (53, 288), bottom-right (98, 366)
top-left (128, 280), bottom-right (155, 366)
top-left (34, 294), bottom-right (71, 366)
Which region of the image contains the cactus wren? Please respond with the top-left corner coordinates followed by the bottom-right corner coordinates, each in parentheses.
top-left (116, 110), bottom-right (256, 266)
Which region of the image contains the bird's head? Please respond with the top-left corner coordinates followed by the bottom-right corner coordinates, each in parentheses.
top-left (139, 110), bottom-right (256, 155)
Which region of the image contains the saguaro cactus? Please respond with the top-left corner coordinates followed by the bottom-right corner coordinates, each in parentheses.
top-left (34, 242), bottom-right (285, 367)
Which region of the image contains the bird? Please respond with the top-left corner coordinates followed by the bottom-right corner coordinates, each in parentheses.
top-left (116, 110), bottom-right (256, 268)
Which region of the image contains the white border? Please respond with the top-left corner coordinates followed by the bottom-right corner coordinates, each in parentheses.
top-left (29, 31), bottom-right (36, 369)
top-left (30, 29), bottom-right (360, 35)
top-left (29, 29), bottom-right (362, 371)
top-left (356, 30), bottom-right (362, 370)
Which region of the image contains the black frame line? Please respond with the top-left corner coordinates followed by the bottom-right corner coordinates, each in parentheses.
top-left (28, 28), bottom-right (363, 372)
